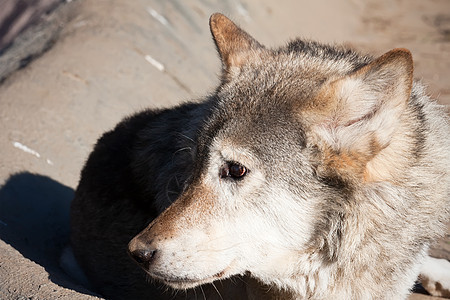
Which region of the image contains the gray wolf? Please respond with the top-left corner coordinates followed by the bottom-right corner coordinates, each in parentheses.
top-left (70, 13), bottom-right (450, 299)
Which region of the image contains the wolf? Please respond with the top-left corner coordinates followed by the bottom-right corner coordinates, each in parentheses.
top-left (70, 13), bottom-right (450, 299)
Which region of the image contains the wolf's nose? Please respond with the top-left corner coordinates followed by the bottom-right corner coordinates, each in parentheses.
top-left (129, 248), bottom-right (157, 269)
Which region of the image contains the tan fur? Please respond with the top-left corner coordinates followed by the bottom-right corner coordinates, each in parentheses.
top-left (209, 13), bottom-right (263, 76)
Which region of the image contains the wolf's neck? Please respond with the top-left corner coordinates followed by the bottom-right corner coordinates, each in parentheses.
top-left (259, 185), bottom-right (428, 299)
top-left (256, 239), bottom-right (424, 299)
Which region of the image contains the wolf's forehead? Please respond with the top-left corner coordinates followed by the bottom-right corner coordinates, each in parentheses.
top-left (210, 101), bottom-right (306, 162)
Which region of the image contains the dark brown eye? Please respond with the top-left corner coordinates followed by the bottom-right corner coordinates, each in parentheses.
top-left (229, 163), bottom-right (247, 178)
top-left (220, 162), bottom-right (248, 180)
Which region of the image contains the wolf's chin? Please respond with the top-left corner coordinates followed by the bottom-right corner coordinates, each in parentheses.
top-left (149, 267), bottom-right (234, 289)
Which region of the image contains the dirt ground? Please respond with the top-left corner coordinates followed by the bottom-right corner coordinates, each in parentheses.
top-left (0, 0), bottom-right (449, 299)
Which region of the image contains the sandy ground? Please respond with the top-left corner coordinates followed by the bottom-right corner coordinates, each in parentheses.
top-left (0, 0), bottom-right (449, 299)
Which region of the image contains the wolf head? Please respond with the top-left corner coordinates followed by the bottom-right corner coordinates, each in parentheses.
top-left (129, 13), bottom-right (417, 293)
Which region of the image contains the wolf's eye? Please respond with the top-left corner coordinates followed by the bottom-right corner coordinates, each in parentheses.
top-left (220, 162), bottom-right (248, 180)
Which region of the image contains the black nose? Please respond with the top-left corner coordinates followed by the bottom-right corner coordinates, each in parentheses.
top-left (129, 248), bottom-right (157, 269)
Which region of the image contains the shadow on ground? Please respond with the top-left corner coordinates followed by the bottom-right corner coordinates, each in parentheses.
top-left (0, 172), bottom-right (97, 296)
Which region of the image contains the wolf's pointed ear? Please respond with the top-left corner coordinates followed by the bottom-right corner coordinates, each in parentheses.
top-left (209, 13), bottom-right (263, 72)
top-left (309, 49), bottom-right (414, 179)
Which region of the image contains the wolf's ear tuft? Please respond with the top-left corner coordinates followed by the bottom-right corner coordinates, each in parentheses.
top-left (308, 49), bottom-right (414, 179)
top-left (329, 48), bottom-right (413, 131)
top-left (209, 13), bottom-right (263, 72)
